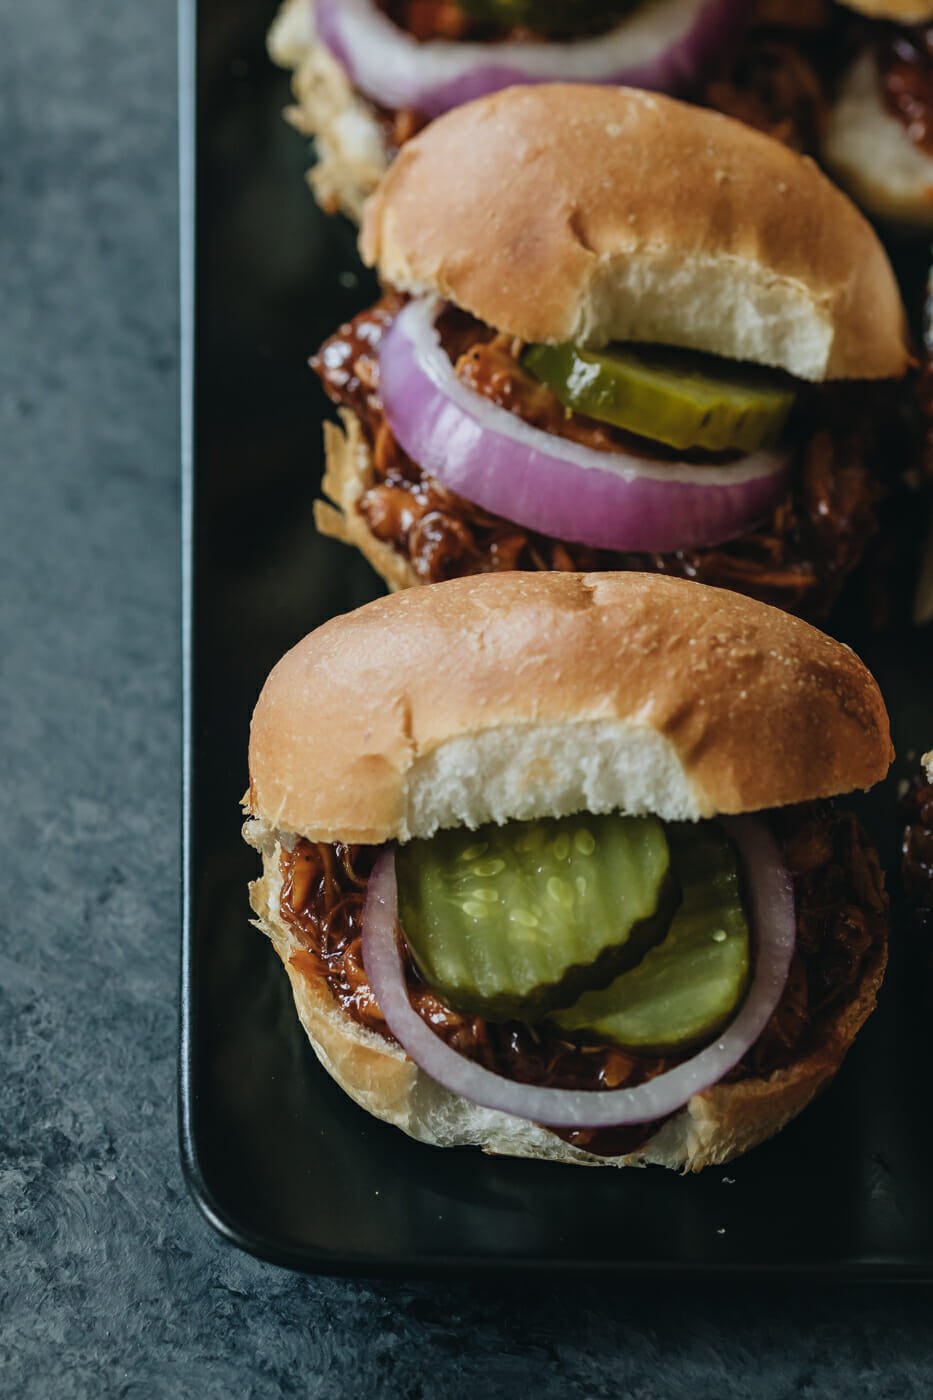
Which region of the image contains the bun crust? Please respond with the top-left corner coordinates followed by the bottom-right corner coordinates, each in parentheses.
top-left (246, 571), bottom-right (893, 844)
top-left (824, 53), bottom-right (933, 232)
top-left (269, 0), bottom-right (389, 221)
top-left (246, 823), bottom-right (887, 1170)
top-left (360, 84), bottom-right (908, 382)
top-left (835, 0), bottom-right (933, 18)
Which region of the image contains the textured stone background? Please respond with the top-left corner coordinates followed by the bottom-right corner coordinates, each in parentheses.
top-left (2, 2), bottom-right (933, 1396)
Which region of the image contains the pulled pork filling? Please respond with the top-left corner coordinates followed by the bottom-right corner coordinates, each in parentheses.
top-left (367, 2), bottom-right (933, 160)
top-left (368, 2), bottom-right (634, 152)
top-left (377, 0), bottom-right (631, 42)
top-left (703, 0), bottom-right (844, 153)
top-left (345, 0), bottom-right (933, 161)
top-left (278, 802), bottom-right (887, 1156)
top-left (313, 295), bottom-right (893, 620)
top-left (368, 0), bottom-right (845, 159)
top-left (878, 26), bottom-right (933, 156)
top-left (705, 1), bottom-right (933, 157)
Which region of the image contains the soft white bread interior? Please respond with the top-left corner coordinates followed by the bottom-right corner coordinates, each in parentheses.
top-left (246, 572), bottom-right (893, 845)
top-left (924, 752), bottom-right (933, 783)
top-left (824, 52), bottom-right (933, 232)
top-left (245, 817), bottom-right (887, 1171)
top-left (268, 0), bottom-right (389, 221)
top-left (360, 84), bottom-right (909, 381)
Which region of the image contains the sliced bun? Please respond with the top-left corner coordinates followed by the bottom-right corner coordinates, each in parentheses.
top-left (824, 52), bottom-right (933, 232)
top-left (835, 0), bottom-right (933, 18)
top-left (269, 0), bottom-right (389, 221)
top-left (360, 84), bottom-right (909, 382)
top-left (246, 820), bottom-right (887, 1170)
top-left (246, 571), bottom-right (893, 844)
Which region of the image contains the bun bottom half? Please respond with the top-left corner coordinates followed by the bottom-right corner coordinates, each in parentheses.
top-left (246, 822), bottom-right (887, 1172)
top-left (268, 0), bottom-right (389, 222)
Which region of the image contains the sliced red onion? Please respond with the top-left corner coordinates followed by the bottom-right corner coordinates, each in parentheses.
top-left (361, 817), bottom-right (795, 1130)
top-left (315, 0), bottom-right (751, 118)
top-left (379, 297), bottom-right (791, 554)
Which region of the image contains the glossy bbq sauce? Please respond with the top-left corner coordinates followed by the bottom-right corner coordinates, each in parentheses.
top-left (313, 297), bottom-right (894, 620)
top-left (376, 0), bottom-right (629, 42)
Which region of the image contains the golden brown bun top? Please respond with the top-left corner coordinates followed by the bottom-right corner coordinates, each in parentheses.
top-left (247, 572), bottom-right (893, 844)
top-left (837, 0), bottom-right (933, 18)
top-left (360, 85), bottom-right (908, 382)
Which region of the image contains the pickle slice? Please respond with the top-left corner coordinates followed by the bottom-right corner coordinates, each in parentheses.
top-left (396, 813), bottom-right (676, 1021)
top-left (551, 823), bottom-right (750, 1054)
top-left (522, 342), bottom-right (796, 454)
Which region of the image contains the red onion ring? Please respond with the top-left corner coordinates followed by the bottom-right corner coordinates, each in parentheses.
top-left (379, 297), bottom-right (791, 554)
top-left (361, 817), bottom-right (795, 1129)
top-left (315, 0), bottom-right (752, 117)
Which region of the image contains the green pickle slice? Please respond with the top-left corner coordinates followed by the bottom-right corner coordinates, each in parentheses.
top-left (551, 823), bottom-right (751, 1054)
top-left (522, 342), bottom-right (796, 454)
top-left (395, 813), bottom-right (676, 1020)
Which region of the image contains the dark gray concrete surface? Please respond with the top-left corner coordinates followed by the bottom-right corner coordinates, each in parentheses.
top-left (2, 3), bottom-right (933, 1396)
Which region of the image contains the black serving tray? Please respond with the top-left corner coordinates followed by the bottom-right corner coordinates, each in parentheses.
top-left (180, 0), bottom-right (933, 1277)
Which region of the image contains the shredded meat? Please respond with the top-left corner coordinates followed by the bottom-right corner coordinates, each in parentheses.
top-left (358, 0), bottom-right (921, 168)
top-left (379, 0), bottom-right (477, 40)
top-left (702, 0), bottom-right (844, 152)
top-left (372, 104), bottom-right (430, 155)
top-left (901, 772), bottom-right (933, 992)
top-left (705, 0), bottom-right (933, 159)
top-left (313, 296), bottom-right (897, 620)
top-left (278, 804), bottom-right (887, 1156)
top-left (368, 1), bottom-right (634, 151)
top-left (454, 336), bottom-right (744, 464)
top-left (704, 39), bottom-right (825, 151)
top-left (735, 805), bottom-right (886, 1075)
top-left (878, 26), bottom-right (933, 156)
top-left (456, 338), bottom-right (621, 453)
top-left (376, 0), bottom-right (630, 41)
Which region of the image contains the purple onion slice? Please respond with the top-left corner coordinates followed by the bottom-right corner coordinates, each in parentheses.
top-left (315, 0), bottom-right (753, 117)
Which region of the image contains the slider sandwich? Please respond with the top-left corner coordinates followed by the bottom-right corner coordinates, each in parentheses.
top-left (244, 571), bottom-right (891, 1170)
top-left (268, 0), bottom-right (754, 219)
top-left (313, 84), bottom-right (910, 619)
top-left (823, 2), bottom-right (933, 229)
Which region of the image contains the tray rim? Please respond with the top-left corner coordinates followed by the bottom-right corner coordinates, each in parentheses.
top-left (176, 0), bottom-right (933, 1282)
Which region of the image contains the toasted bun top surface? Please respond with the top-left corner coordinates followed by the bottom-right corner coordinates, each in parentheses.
top-left (247, 572), bottom-right (892, 843)
top-left (836, 0), bottom-right (933, 17)
top-left (360, 85), bottom-right (908, 382)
